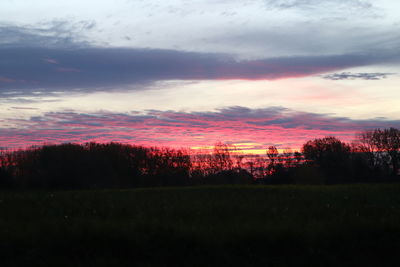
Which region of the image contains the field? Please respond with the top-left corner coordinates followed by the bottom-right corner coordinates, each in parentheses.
top-left (1, 184), bottom-right (400, 266)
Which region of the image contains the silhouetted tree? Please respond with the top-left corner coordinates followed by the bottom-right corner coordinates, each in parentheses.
top-left (0, 149), bottom-right (14, 188)
top-left (302, 136), bottom-right (351, 183)
top-left (355, 128), bottom-right (400, 178)
top-left (294, 151), bottom-right (303, 166)
top-left (212, 142), bottom-right (233, 172)
top-left (2, 132), bottom-right (400, 190)
top-left (373, 128), bottom-right (400, 176)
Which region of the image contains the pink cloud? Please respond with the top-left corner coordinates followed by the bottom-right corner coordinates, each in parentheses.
top-left (1, 107), bottom-right (399, 152)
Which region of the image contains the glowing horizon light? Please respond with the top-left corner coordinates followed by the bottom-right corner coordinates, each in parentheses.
top-left (1, 106), bottom-right (399, 153)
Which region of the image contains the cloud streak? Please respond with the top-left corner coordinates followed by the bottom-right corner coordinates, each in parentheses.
top-left (264, 0), bottom-right (373, 11)
top-left (2, 106), bottom-right (400, 151)
top-left (322, 72), bottom-right (396, 80)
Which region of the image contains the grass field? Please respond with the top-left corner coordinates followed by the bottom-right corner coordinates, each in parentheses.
top-left (1, 184), bottom-right (400, 266)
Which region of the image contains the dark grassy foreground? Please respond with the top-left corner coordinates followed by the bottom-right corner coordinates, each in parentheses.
top-left (1, 185), bottom-right (400, 266)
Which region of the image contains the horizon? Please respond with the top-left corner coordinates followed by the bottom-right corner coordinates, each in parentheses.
top-left (1, 0), bottom-right (400, 151)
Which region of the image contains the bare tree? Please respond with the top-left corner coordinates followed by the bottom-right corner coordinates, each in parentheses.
top-left (372, 128), bottom-right (400, 176)
top-left (213, 142), bottom-right (233, 172)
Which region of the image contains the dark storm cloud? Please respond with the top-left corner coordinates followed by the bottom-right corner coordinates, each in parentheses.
top-left (322, 72), bottom-right (396, 80)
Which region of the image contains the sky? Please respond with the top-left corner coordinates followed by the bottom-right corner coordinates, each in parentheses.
top-left (1, 0), bottom-right (400, 153)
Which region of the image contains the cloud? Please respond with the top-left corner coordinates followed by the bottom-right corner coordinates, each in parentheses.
top-left (264, 0), bottom-right (373, 11)
top-left (0, 45), bottom-right (393, 96)
top-left (1, 20), bottom-right (399, 97)
top-left (322, 72), bottom-right (396, 80)
top-left (2, 106), bottom-right (400, 150)
top-left (0, 20), bottom-right (94, 48)
top-left (44, 58), bottom-right (59, 64)
top-left (0, 1), bottom-right (395, 61)
top-left (10, 107), bottom-right (40, 110)
top-left (206, 19), bottom-right (400, 60)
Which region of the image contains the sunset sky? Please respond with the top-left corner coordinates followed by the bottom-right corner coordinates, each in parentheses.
top-left (1, 0), bottom-right (400, 153)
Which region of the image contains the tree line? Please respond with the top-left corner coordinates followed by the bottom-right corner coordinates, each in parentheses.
top-left (0, 127), bottom-right (399, 189)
